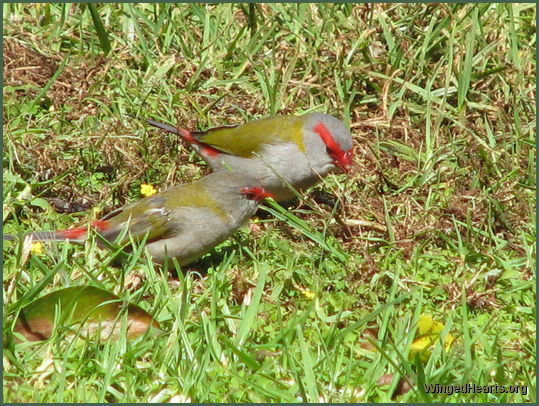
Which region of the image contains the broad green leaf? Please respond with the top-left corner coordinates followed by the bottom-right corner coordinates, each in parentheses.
top-left (13, 286), bottom-right (161, 342)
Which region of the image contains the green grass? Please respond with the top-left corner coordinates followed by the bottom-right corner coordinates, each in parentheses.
top-left (3, 3), bottom-right (536, 403)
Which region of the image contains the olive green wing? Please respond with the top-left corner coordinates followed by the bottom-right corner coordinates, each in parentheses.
top-left (194, 116), bottom-right (305, 157)
top-left (100, 183), bottom-right (227, 244)
top-left (100, 194), bottom-right (174, 244)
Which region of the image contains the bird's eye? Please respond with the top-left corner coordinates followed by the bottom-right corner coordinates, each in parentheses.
top-left (326, 146), bottom-right (333, 154)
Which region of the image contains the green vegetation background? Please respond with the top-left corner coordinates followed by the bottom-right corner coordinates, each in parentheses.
top-left (3, 3), bottom-right (535, 403)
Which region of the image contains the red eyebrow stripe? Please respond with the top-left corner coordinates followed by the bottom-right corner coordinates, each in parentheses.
top-left (314, 122), bottom-right (343, 153)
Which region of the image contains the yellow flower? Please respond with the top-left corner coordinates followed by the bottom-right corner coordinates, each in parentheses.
top-left (296, 285), bottom-right (315, 300)
top-left (140, 184), bottom-right (157, 197)
top-left (410, 314), bottom-right (455, 362)
top-left (31, 241), bottom-right (44, 255)
top-left (302, 289), bottom-right (315, 300)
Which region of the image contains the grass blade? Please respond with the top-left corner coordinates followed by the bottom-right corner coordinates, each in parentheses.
top-left (87, 4), bottom-right (111, 55)
top-left (457, 7), bottom-right (478, 110)
top-left (234, 264), bottom-right (268, 347)
top-left (296, 325), bottom-right (320, 402)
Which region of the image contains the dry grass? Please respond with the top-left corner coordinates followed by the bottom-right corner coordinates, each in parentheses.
top-left (3, 3), bottom-right (535, 403)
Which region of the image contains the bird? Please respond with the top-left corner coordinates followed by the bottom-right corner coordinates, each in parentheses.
top-left (145, 113), bottom-right (354, 201)
top-left (3, 172), bottom-right (273, 266)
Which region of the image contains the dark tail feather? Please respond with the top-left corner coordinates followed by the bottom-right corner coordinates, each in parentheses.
top-left (146, 119), bottom-right (182, 136)
top-left (146, 119), bottom-right (205, 152)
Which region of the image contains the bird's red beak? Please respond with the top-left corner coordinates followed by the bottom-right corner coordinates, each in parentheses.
top-left (335, 149), bottom-right (354, 173)
top-left (241, 186), bottom-right (274, 201)
top-left (313, 122), bottom-right (354, 174)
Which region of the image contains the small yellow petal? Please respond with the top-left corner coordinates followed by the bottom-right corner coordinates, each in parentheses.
top-left (140, 184), bottom-right (157, 197)
top-left (410, 335), bottom-right (437, 353)
top-left (300, 288), bottom-right (315, 300)
top-left (31, 241), bottom-right (44, 255)
top-left (293, 283), bottom-right (315, 300)
top-left (443, 333), bottom-right (455, 352)
top-left (410, 314), bottom-right (455, 362)
top-left (417, 314), bottom-right (444, 335)
top-left (294, 283), bottom-right (316, 300)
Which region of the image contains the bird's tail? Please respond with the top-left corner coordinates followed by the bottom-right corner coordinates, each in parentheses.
top-left (3, 227), bottom-right (89, 243)
top-left (146, 119), bottom-right (184, 136)
top-left (146, 118), bottom-right (221, 158)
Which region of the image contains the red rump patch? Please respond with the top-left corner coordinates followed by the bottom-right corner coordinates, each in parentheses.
top-left (57, 220), bottom-right (109, 239)
top-left (179, 128), bottom-right (196, 144)
top-left (57, 227), bottom-right (88, 239)
top-left (180, 128), bottom-right (220, 157)
top-left (201, 146), bottom-right (220, 157)
top-left (91, 220), bottom-right (109, 231)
